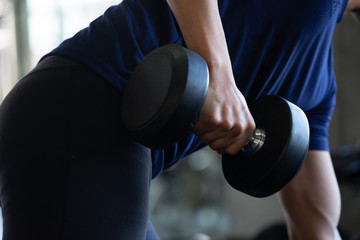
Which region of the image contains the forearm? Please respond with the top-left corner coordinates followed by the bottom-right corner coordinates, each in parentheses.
top-left (166, 0), bottom-right (255, 155)
top-left (279, 151), bottom-right (341, 240)
top-left (166, 0), bottom-right (232, 73)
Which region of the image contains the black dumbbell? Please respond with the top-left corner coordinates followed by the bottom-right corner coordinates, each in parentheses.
top-left (222, 95), bottom-right (309, 197)
top-left (121, 44), bottom-right (208, 149)
top-left (121, 44), bottom-right (309, 197)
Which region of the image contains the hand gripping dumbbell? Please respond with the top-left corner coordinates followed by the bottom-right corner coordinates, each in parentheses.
top-left (121, 44), bottom-right (310, 197)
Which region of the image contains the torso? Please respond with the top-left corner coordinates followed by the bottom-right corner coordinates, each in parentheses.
top-left (45, 0), bottom-right (347, 111)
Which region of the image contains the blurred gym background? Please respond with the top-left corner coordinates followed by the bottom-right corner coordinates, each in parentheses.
top-left (0, 0), bottom-right (359, 239)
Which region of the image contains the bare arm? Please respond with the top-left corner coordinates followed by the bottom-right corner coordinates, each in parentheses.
top-left (166, 0), bottom-right (229, 67)
top-left (277, 3), bottom-right (360, 237)
top-left (166, 0), bottom-right (255, 155)
top-left (279, 151), bottom-right (342, 239)
top-left (344, 0), bottom-right (360, 22)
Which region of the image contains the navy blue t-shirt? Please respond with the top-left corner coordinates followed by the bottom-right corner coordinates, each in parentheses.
top-left (43, 0), bottom-right (348, 178)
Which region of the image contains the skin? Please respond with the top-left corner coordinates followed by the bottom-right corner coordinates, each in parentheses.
top-left (279, 151), bottom-right (342, 240)
top-left (166, 0), bottom-right (256, 156)
top-left (278, 1), bottom-right (360, 239)
top-left (166, 0), bottom-right (360, 239)
top-left (345, 0), bottom-right (360, 15)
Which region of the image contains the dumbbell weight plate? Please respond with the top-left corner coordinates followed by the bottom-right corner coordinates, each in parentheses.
top-left (121, 44), bottom-right (209, 149)
top-left (222, 95), bottom-right (309, 198)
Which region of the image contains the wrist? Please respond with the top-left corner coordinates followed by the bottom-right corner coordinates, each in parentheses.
top-left (206, 53), bottom-right (232, 71)
top-left (186, 42), bottom-right (231, 68)
top-left (206, 57), bottom-right (237, 88)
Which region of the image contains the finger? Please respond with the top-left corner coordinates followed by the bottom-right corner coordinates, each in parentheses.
top-left (192, 110), bottom-right (224, 136)
top-left (223, 139), bottom-right (249, 155)
top-left (216, 149), bottom-right (226, 155)
top-left (210, 119), bottom-right (256, 154)
top-left (196, 121), bottom-right (234, 143)
top-left (194, 107), bottom-right (237, 143)
top-left (208, 132), bottom-right (247, 154)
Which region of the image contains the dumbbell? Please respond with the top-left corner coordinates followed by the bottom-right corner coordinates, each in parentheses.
top-left (121, 44), bottom-right (309, 197)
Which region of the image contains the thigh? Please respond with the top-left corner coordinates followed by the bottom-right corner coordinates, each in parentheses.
top-left (278, 150), bottom-right (341, 239)
top-left (0, 57), bottom-right (154, 240)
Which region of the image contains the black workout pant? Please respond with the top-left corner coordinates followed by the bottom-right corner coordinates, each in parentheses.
top-left (0, 56), bottom-right (158, 239)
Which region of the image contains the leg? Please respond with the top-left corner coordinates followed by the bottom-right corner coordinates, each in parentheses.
top-left (0, 56), bottom-right (157, 240)
top-left (278, 150), bottom-right (341, 240)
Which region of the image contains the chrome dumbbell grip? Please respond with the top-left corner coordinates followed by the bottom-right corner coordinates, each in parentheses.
top-left (242, 128), bottom-right (266, 155)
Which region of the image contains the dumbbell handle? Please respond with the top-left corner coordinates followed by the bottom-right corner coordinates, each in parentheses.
top-left (242, 128), bottom-right (266, 155)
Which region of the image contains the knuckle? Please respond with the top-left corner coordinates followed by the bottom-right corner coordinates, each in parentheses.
top-left (208, 118), bottom-right (221, 127)
top-left (206, 114), bottom-right (222, 127)
top-left (231, 124), bottom-right (243, 136)
top-left (246, 122), bottom-right (256, 135)
top-left (220, 120), bottom-right (232, 131)
top-left (249, 119), bottom-right (256, 131)
top-left (240, 117), bottom-right (256, 136)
